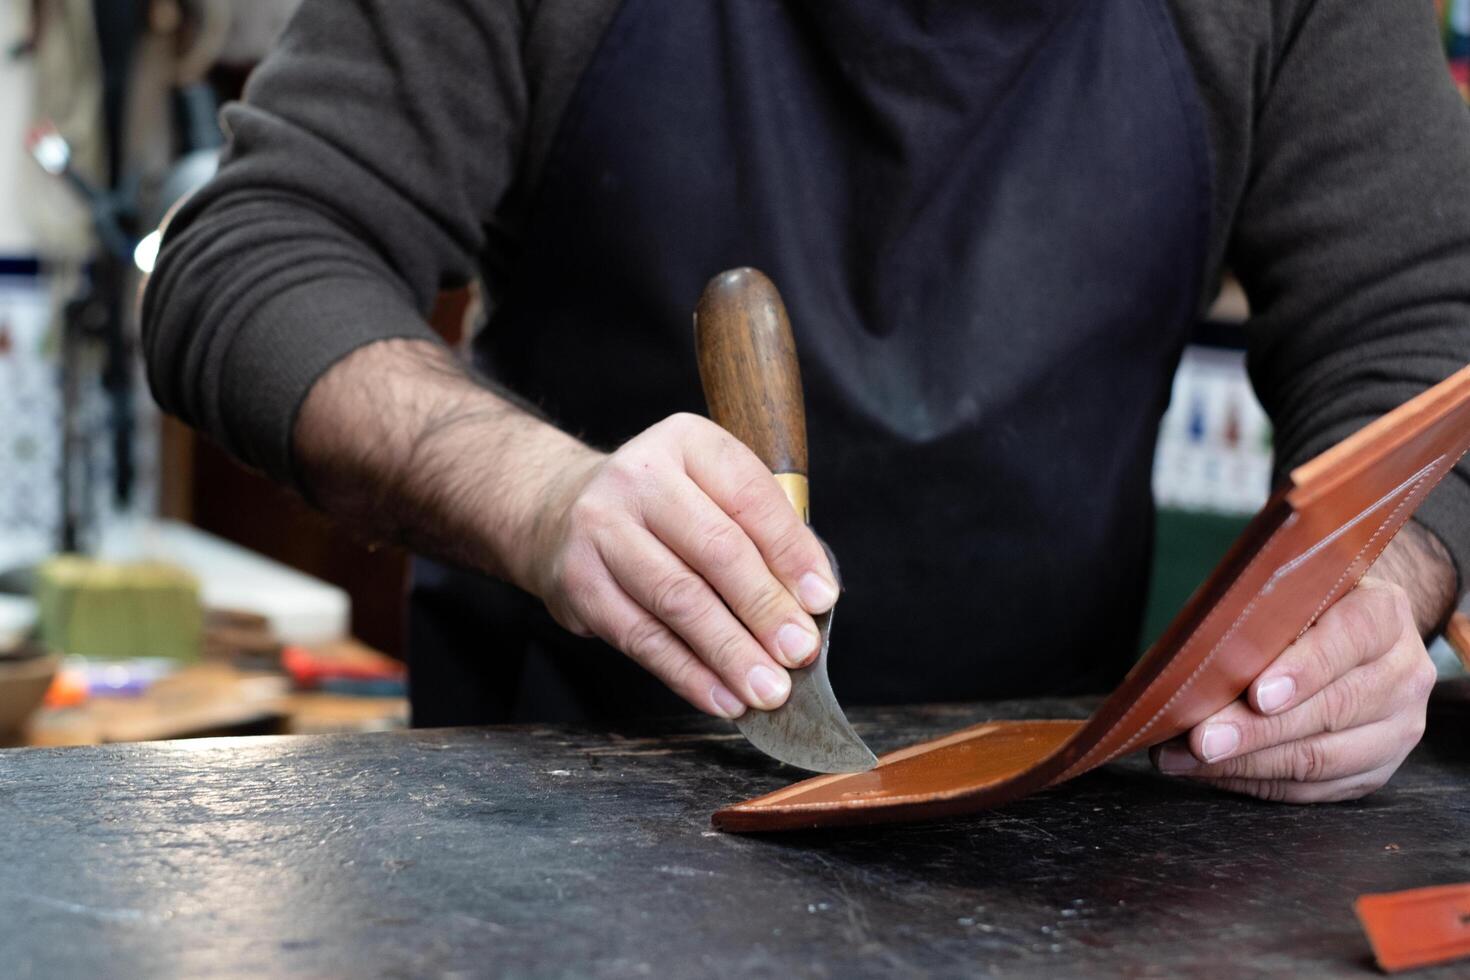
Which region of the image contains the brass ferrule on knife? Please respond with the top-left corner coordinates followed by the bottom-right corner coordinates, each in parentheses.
top-left (774, 473), bottom-right (810, 524)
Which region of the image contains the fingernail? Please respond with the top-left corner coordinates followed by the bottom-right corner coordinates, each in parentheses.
top-left (1200, 724), bottom-right (1240, 763)
top-left (747, 664), bottom-right (790, 708)
top-left (776, 622), bottom-right (818, 667)
top-left (710, 683), bottom-right (745, 719)
top-left (1156, 744), bottom-right (1199, 773)
top-left (1256, 676), bottom-right (1295, 714)
top-left (797, 573), bottom-right (838, 613)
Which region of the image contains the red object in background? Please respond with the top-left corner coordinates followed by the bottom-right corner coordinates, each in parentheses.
top-left (1356, 883), bottom-right (1470, 973)
top-left (1452, 61), bottom-right (1470, 100)
top-left (281, 643), bottom-right (406, 691)
top-left (44, 668), bottom-right (89, 709)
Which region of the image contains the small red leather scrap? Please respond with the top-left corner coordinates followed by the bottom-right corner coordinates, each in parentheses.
top-left (1355, 883), bottom-right (1470, 973)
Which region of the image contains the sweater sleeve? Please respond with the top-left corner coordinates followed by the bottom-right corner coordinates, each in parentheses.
top-left (141, 0), bottom-right (529, 486)
top-left (1232, 0), bottom-right (1470, 592)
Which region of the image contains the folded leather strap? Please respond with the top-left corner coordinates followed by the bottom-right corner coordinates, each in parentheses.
top-left (1356, 883), bottom-right (1470, 973)
top-left (715, 365), bottom-right (1470, 832)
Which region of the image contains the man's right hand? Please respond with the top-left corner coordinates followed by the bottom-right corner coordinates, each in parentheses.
top-left (295, 341), bottom-right (837, 720)
top-left (516, 413), bottom-right (840, 719)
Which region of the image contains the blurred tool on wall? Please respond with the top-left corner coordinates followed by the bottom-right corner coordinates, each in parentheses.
top-left (1, 2), bottom-right (325, 742)
top-left (7, 0), bottom-right (233, 564)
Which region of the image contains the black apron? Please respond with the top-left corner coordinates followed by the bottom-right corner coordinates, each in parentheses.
top-left (409, 0), bottom-right (1213, 726)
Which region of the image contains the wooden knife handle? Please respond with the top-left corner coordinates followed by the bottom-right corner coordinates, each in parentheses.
top-left (694, 268), bottom-right (810, 518)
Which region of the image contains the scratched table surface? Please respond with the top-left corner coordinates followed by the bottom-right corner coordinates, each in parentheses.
top-left (2, 690), bottom-right (1468, 979)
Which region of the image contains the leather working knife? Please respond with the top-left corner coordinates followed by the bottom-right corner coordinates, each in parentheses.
top-left (694, 268), bottom-right (878, 774)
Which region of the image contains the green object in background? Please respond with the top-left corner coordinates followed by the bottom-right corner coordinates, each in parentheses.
top-left (1138, 508), bottom-right (1252, 655)
top-left (34, 556), bottom-right (203, 661)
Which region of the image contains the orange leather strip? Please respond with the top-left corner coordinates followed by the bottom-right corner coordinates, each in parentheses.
top-left (715, 364), bottom-right (1470, 833)
top-left (1447, 612), bottom-right (1470, 672)
top-left (1355, 883), bottom-right (1470, 973)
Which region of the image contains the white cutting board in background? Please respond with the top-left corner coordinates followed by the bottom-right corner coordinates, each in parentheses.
top-left (95, 518), bottom-right (350, 644)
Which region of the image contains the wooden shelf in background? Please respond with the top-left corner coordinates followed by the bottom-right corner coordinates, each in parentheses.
top-left (15, 661), bottom-right (407, 748)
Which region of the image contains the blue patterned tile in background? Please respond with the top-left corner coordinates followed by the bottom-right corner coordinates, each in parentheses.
top-left (0, 264), bottom-right (155, 570)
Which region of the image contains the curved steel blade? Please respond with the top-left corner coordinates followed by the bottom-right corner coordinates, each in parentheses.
top-left (736, 541), bottom-right (877, 773)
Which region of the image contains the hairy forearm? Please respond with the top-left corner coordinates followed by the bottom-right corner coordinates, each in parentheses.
top-left (294, 341), bottom-right (1462, 640)
top-left (1370, 520), bottom-right (1459, 637)
top-left (293, 338), bottom-right (601, 589)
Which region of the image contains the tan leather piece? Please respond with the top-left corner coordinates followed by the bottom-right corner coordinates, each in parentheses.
top-left (714, 364), bottom-right (1470, 833)
top-left (1355, 883), bottom-right (1470, 973)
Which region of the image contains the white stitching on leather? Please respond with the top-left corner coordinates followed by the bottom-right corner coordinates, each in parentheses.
top-left (1260, 460), bottom-right (1442, 593)
top-left (1054, 517), bottom-right (1294, 780)
top-left (1290, 479), bottom-right (1424, 643)
top-left (1058, 471), bottom-right (1434, 780)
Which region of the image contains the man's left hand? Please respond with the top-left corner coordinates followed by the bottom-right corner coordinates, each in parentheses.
top-left (1150, 522), bottom-right (1457, 803)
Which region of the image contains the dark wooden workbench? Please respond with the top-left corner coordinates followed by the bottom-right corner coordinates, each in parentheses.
top-left (3, 691), bottom-right (1468, 978)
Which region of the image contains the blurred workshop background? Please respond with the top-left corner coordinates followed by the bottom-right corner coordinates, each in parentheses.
top-left (0, 0), bottom-right (1465, 748)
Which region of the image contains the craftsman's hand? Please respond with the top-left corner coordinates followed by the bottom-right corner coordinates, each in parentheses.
top-left (1152, 525), bottom-right (1455, 802)
top-left (518, 413), bottom-right (839, 719)
top-left (295, 343), bottom-right (836, 719)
